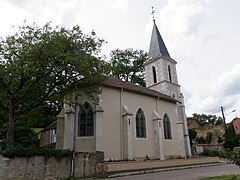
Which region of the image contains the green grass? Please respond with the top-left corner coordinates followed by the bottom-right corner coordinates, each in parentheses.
top-left (199, 174), bottom-right (240, 180)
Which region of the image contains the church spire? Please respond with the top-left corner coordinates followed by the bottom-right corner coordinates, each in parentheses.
top-left (148, 19), bottom-right (170, 60)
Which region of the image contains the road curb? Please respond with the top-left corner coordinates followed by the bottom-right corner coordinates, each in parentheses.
top-left (107, 162), bottom-right (226, 178)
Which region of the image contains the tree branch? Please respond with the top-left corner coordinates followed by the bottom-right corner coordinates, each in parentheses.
top-left (13, 68), bottom-right (53, 108)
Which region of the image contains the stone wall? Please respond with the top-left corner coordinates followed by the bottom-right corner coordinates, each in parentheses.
top-left (0, 151), bottom-right (105, 180)
top-left (193, 124), bottom-right (225, 145)
top-left (194, 144), bottom-right (224, 155)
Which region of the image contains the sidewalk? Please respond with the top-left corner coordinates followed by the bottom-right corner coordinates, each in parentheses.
top-left (106, 157), bottom-right (227, 178)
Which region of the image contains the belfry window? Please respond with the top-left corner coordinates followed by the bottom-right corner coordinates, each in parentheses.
top-left (152, 66), bottom-right (157, 83)
top-left (168, 65), bottom-right (172, 82)
top-left (163, 113), bottom-right (172, 139)
top-left (78, 102), bottom-right (94, 137)
top-left (136, 108), bottom-right (146, 138)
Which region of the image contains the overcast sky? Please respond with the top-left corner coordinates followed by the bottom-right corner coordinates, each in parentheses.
top-left (1, 0), bottom-right (240, 122)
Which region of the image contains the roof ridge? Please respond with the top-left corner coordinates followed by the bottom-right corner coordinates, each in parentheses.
top-left (103, 78), bottom-right (177, 103)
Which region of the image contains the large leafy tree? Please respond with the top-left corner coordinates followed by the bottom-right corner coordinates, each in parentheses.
top-left (187, 113), bottom-right (224, 126)
top-left (108, 48), bottom-right (147, 86)
top-left (0, 22), bottom-right (105, 148)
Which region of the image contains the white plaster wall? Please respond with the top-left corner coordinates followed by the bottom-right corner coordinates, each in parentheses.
top-left (157, 100), bottom-right (181, 157)
top-left (121, 90), bottom-right (157, 159)
top-left (101, 87), bottom-right (122, 160)
top-left (101, 86), bottom-right (182, 160)
top-left (59, 86), bottom-right (184, 160)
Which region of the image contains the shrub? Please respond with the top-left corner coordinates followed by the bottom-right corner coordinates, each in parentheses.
top-left (229, 148), bottom-right (240, 167)
top-left (206, 132), bottom-right (213, 144)
top-left (200, 149), bottom-right (227, 158)
top-left (196, 136), bottom-right (206, 144)
top-left (2, 146), bottom-right (72, 160)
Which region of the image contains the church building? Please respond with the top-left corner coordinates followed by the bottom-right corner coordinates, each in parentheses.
top-left (56, 19), bottom-right (192, 160)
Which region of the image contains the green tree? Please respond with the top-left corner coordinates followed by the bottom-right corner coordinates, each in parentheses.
top-left (188, 129), bottom-right (197, 147)
top-left (224, 123), bottom-right (240, 150)
top-left (0, 100), bottom-right (61, 148)
top-left (108, 48), bottom-right (147, 86)
top-left (14, 118), bottom-right (39, 147)
top-left (0, 22), bottom-right (105, 148)
top-left (187, 113), bottom-right (223, 126)
top-left (206, 132), bottom-right (213, 144)
top-left (196, 136), bottom-right (206, 144)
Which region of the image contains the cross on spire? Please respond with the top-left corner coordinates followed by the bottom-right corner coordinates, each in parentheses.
top-left (151, 6), bottom-right (156, 21)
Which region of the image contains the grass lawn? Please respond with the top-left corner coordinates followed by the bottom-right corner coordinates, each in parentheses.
top-left (199, 174), bottom-right (240, 180)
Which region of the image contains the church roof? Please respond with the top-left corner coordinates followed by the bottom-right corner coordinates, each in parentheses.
top-left (148, 20), bottom-right (171, 61)
top-left (103, 78), bottom-right (177, 103)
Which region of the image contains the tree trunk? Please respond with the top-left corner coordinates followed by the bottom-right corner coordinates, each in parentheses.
top-left (6, 107), bottom-right (15, 148)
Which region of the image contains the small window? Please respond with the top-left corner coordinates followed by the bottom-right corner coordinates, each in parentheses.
top-left (152, 66), bottom-right (157, 83)
top-left (51, 129), bottom-right (56, 143)
top-left (168, 65), bottom-right (172, 82)
top-left (163, 113), bottom-right (172, 139)
top-left (136, 108), bottom-right (146, 138)
top-left (78, 102), bottom-right (94, 137)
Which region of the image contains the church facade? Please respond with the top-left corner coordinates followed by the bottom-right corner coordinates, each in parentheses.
top-left (56, 20), bottom-right (191, 160)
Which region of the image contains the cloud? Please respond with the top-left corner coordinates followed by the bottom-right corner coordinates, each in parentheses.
top-left (112, 0), bottom-right (128, 11)
top-left (156, 0), bottom-right (208, 42)
top-left (5, 0), bottom-right (30, 7)
top-left (198, 64), bottom-right (240, 113)
top-left (144, 0), bottom-right (210, 60)
top-left (181, 86), bottom-right (193, 107)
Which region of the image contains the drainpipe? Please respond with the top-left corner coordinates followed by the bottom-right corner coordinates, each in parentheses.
top-left (120, 88), bottom-right (123, 159)
top-left (71, 95), bottom-right (77, 178)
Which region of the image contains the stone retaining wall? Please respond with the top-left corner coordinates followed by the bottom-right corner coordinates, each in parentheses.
top-left (0, 151), bottom-right (105, 180)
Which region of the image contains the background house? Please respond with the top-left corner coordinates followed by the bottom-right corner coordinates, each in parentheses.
top-left (232, 117), bottom-right (240, 134)
top-left (40, 121), bottom-right (57, 147)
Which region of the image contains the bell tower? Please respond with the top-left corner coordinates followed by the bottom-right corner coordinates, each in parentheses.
top-left (144, 20), bottom-right (180, 99)
top-left (144, 18), bottom-right (192, 157)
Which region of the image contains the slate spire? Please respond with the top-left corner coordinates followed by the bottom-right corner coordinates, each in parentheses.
top-left (148, 20), bottom-right (170, 60)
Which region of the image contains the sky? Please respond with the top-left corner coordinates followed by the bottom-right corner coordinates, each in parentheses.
top-left (0, 0), bottom-right (240, 123)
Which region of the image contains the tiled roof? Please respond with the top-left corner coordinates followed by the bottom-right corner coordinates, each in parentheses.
top-left (103, 78), bottom-right (177, 103)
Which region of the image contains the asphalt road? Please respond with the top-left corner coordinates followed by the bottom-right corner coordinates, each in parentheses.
top-left (106, 164), bottom-right (240, 180)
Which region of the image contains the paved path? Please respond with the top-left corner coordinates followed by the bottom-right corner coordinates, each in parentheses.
top-left (106, 157), bottom-right (220, 173)
top-left (105, 163), bottom-right (240, 180)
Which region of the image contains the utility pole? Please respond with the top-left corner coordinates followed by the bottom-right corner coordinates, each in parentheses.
top-left (221, 106), bottom-right (227, 131)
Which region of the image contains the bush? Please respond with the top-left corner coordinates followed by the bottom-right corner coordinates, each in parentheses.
top-left (206, 132), bottom-right (213, 144)
top-left (196, 136), bottom-right (206, 144)
top-left (200, 149), bottom-right (227, 158)
top-left (2, 146), bottom-right (72, 160)
top-left (229, 148), bottom-right (240, 167)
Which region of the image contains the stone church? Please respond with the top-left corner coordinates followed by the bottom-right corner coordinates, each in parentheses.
top-left (56, 20), bottom-right (192, 160)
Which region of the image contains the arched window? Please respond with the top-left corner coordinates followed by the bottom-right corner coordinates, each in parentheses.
top-left (152, 66), bottom-right (157, 83)
top-left (168, 65), bottom-right (172, 82)
top-left (163, 113), bottom-right (172, 139)
top-left (78, 102), bottom-right (94, 137)
top-left (136, 108), bottom-right (146, 138)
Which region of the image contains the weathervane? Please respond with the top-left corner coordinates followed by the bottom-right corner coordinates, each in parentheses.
top-left (151, 6), bottom-right (156, 21)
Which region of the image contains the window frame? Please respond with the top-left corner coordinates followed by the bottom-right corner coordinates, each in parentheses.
top-left (168, 65), bottom-right (172, 82)
top-left (163, 113), bottom-right (172, 140)
top-left (152, 66), bottom-right (157, 83)
top-left (78, 101), bottom-right (94, 137)
top-left (136, 108), bottom-right (147, 138)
